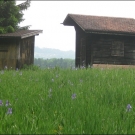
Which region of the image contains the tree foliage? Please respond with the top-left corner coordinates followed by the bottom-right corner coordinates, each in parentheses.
top-left (34, 58), bottom-right (75, 69)
top-left (0, 0), bottom-right (30, 34)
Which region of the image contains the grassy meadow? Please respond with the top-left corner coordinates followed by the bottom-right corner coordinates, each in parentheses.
top-left (1, 65), bottom-right (135, 134)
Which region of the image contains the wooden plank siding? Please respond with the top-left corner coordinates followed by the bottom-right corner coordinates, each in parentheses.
top-left (75, 32), bottom-right (135, 67)
top-left (0, 38), bottom-right (19, 69)
top-left (0, 36), bottom-right (35, 69)
top-left (86, 34), bottom-right (93, 67)
top-left (19, 36), bottom-right (35, 68)
top-left (91, 34), bottom-right (135, 65)
top-left (75, 26), bottom-right (82, 67)
top-left (75, 26), bottom-right (94, 67)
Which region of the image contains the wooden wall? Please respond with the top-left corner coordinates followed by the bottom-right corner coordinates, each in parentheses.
top-left (0, 36), bottom-right (35, 69)
top-left (75, 25), bottom-right (88, 67)
top-left (91, 34), bottom-right (135, 65)
top-left (75, 29), bottom-right (135, 67)
top-left (0, 38), bottom-right (19, 69)
top-left (18, 36), bottom-right (35, 68)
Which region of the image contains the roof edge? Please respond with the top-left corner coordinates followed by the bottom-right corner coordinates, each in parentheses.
top-left (21, 30), bottom-right (43, 39)
top-left (63, 14), bottom-right (85, 32)
top-left (86, 30), bottom-right (135, 36)
top-left (0, 30), bottom-right (43, 39)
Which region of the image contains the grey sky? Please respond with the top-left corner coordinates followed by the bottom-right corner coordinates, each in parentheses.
top-left (16, 1), bottom-right (135, 51)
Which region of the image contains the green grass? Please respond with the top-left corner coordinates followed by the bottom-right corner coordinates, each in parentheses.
top-left (1, 67), bottom-right (135, 134)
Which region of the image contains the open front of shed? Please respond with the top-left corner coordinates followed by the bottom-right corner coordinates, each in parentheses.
top-left (0, 30), bottom-right (42, 69)
top-left (63, 14), bottom-right (135, 68)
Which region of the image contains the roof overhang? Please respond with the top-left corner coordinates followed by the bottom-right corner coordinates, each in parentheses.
top-left (63, 14), bottom-right (85, 31)
top-left (0, 30), bottom-right (43, 39)
top-left (20, 30), bottom-right (43, 39)
top-left (63, 14), bottom-right (135, 36)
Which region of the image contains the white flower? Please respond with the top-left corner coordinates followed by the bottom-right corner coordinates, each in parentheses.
top-left (19, 72), bottom-right (22, 75)
top-left (4, 66), bottom-right (7, 69)
top-left (1, 70), bottom-right (4, 74)
top-left (49, 88), bottom-right (52, 93)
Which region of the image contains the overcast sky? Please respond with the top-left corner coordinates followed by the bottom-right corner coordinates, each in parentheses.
top-left (16, 1), bottom-right (135, 51)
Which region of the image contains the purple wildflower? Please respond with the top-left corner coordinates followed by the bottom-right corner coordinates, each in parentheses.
top-left (72, 93), bottom-right (76, 99)
top-left (127, 104), bottom-right (132, 112)
top-left (7, 108), bottom-right (12, 114)
top-left (0, 100), bottom-right (3, 106)
top-left (5, 100), bottom-right (10, 107)
top-left (80, 79), bottom-right (83, 83)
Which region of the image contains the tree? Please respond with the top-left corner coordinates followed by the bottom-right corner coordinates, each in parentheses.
top-left (0, 0), bottom-right (31, 34)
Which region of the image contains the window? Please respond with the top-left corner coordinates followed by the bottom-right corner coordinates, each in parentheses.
top-left (111, 41), bottom-right (124, 56)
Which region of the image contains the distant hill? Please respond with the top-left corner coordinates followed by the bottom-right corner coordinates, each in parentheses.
top-left (34, 46), bottom-right (75, 59)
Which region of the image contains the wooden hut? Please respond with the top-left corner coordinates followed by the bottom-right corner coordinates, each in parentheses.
top-left (63, 14), bottom-right (135, 67)
top-left (0, 30), bottom-right (42, 69)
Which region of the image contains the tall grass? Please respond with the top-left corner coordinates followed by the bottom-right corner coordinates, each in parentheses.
top-left (1, 66), bottom-right (135, 134)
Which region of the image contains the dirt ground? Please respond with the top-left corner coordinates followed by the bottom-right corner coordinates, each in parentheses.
top-left (92, 64), bottom-right (135, 69)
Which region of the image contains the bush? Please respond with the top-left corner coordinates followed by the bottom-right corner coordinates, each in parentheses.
top-left (0, 27), bottom-right (4, 34)
top-left (6, 25), bottom-right (15, 33)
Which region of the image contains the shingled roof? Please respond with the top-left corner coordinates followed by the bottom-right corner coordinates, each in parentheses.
top-left (63, 14), bottom-right (135, 35)
top-left (0, 30), bottom-right (43, 39)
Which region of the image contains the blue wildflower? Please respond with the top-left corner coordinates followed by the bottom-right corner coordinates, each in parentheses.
top-left (80, 79), bottom-right (83, 83)
top-left (127, 104), bottom-right (132, 112)
top-left (0, 100), bottom-right (3, 106)
top-left (72, 93), bottom-right (76, 99)
top-left (7, 108), bottom-right (12, 114)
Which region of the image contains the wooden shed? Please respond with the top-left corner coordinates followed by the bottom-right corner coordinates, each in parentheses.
top-left (0, 30), bottom-right (42, 69)
top-left (63, 14), bottom-right (135, 67)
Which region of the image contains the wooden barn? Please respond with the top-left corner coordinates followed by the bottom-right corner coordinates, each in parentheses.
top-left (63, 14), bottom-right (135, 67)
top-left (0, 30), bottom-right (42, 69)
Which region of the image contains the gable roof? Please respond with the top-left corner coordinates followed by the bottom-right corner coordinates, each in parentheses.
top-left (0, 30), bottom-right (43, 39)
top-left (63, 14), bottom-right (135, 35)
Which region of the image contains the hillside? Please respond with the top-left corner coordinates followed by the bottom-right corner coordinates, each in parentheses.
top-left (34, 46), bottom-right (75, 59)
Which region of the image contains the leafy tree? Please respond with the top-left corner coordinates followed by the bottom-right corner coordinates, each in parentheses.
top-left (34, 58), bottom-right (75, 69)
top-left (0, 0), bottom-right (30, 34)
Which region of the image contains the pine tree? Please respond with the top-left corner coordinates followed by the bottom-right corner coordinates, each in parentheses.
top-left (0, 0), bottom-right (31, 34)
